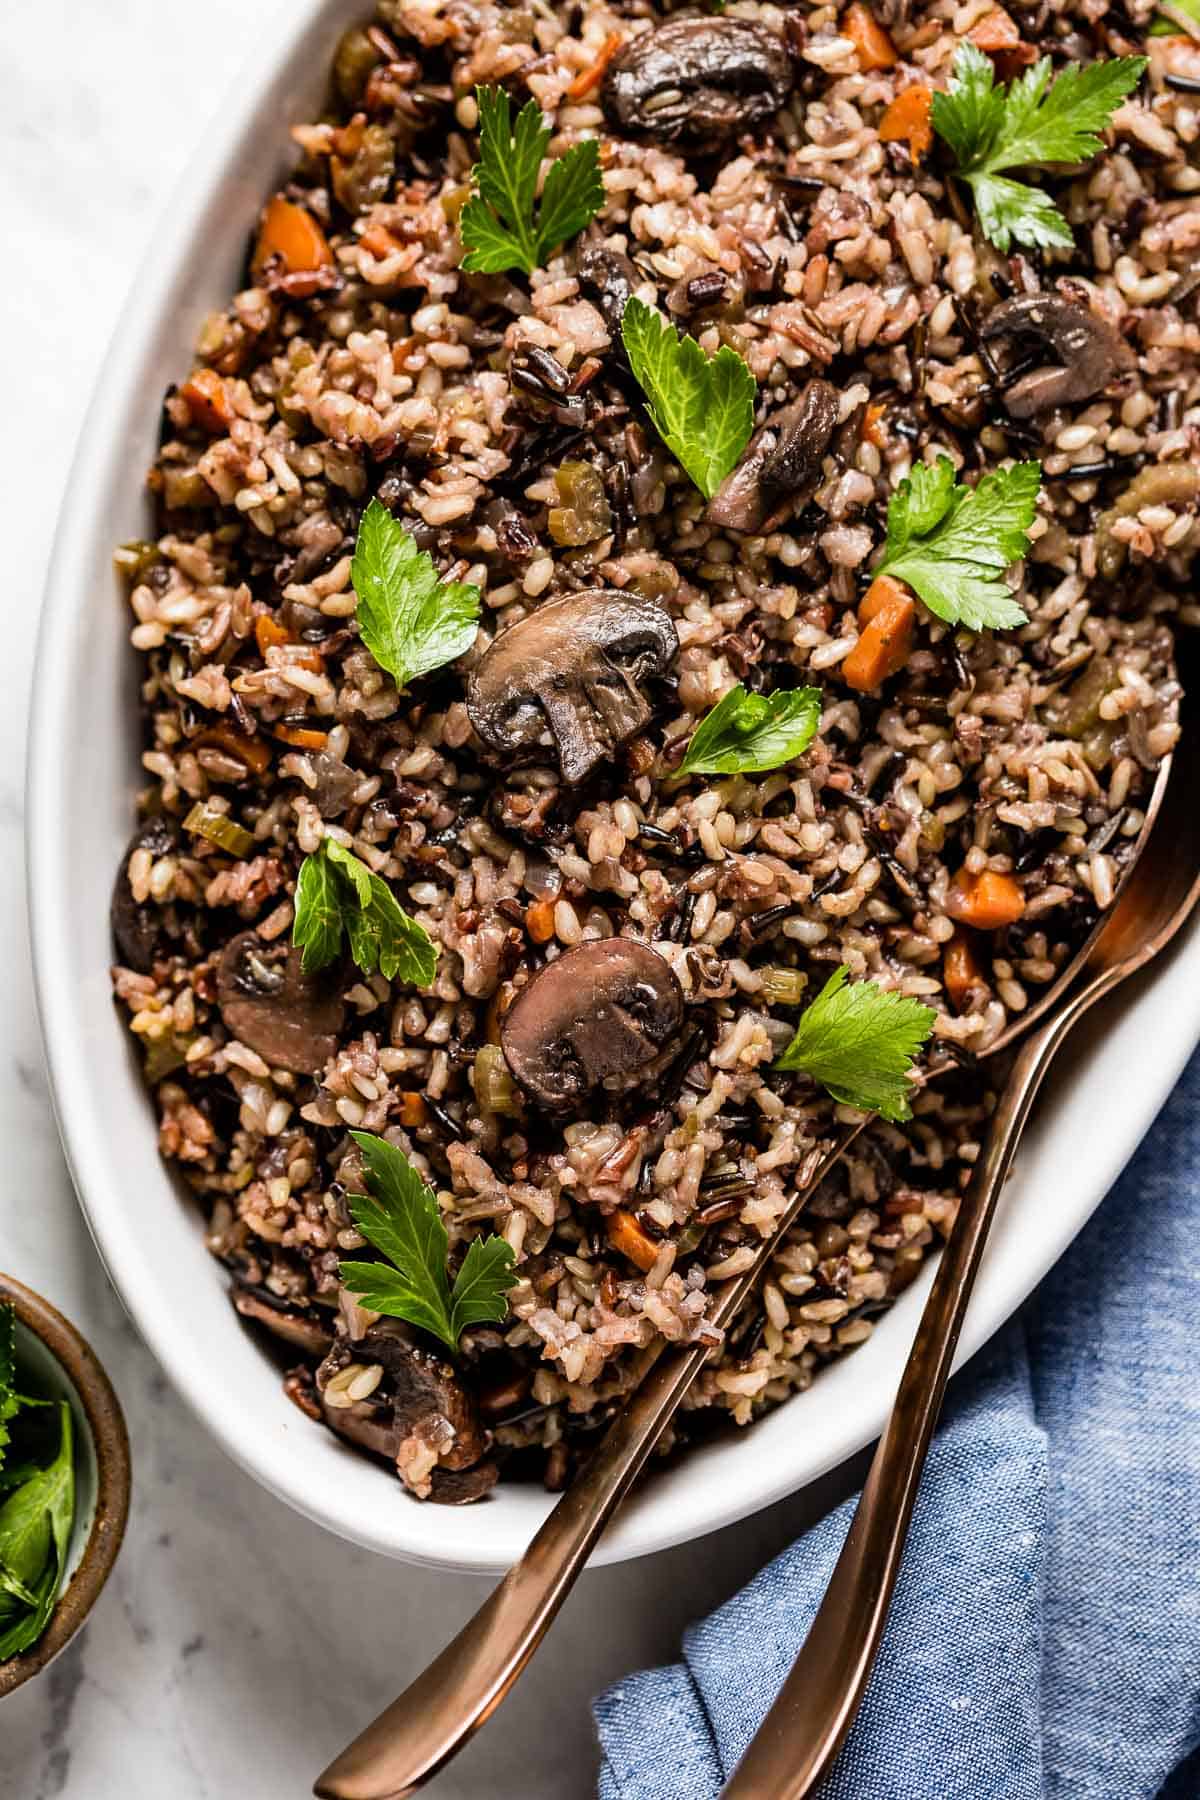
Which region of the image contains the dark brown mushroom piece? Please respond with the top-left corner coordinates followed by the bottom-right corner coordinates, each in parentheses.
top-left (706, 379), bottom-right (838, 534)
top-left (576, 242), bottom-right (641, 337)
top-left (111, 815), bottom-right (177, 973)
top-left (602, 17), bottom-right (793, 145)
top-left (466, 589), bottom-right (678, 784)
top-left (231, 1284), bottom-right (334, 1358)
top-left (427, 1461), bottom-right (501, 1504)
top-left (981, 293), bottom-right (1135, 418)
top-left (216, 930), bottom-right (344, 1075)
top-left (364, 1321), bottom-right (491, 1472)
top-left (316, 1324), bottom-right (494, 1501)
top-left (501, 939), bottom-right (684, 1110)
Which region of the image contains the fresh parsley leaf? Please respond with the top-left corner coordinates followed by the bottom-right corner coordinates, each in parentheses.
top-left (621, 297), bottom-right (756, 500)
top-left (874, 455), bottom-right (1040, 632)
top-left (293, 838), bottom-right (437, 987)
top-left (931, 46), bottom-right (1146, 251)
top-left (0, 1402), bottom-right (74, 1663)
top-left (679, 684), bottom-right (822, 777)
top-left (460, 85), bottom-right (603, 276)
top-left (352, 497), bottom-right (480, 690)
top-left (338, 1131), bottom-right (517, 1352)
top-left (774, 966), bottom-right (936, 1123)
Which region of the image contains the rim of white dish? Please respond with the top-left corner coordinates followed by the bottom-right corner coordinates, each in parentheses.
top-left (26, 0), bottom-right (1200, 1573)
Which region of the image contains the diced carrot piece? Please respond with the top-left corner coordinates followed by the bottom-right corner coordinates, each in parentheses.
top-left (967, 8), bottom-right (1037, 69)
top-left (567, 31), bottom-right (625, 99)
top-left (863, 402), bottom-right (888, 447)
top-left (843, 584), bottom-right (916, 691)
top-left (252, 195), bottom-right (334, 280)
top-left (525, 898), bottom-right (557, 944)
top-left (606, 1209), bottom-right (661, 1274)
top-left (945, 869), bottom-right (1026, 930)
top-left (858, 573), bottom-right (911, 626)
top-left (944, 931), bottom-right (988, 1012)
top-left (272, 723), bottom-right (330, 750)
top-left (358, 224), bottom-right (407, 259)
top-left (398, 1091), bottom-right (428, 1129)
top-left (254, 614), bottom-right (292, 656)
top-left (843, 3), bottom-right (897, 70)
top-left (193, 726), bottom-right (272, 776)
top-left (180, 368), bottom-right (234, 434)
top-left (878, 85), bottom-right (934, 164)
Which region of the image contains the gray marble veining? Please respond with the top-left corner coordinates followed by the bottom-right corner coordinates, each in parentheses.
top-left (0, 5), bottom-right (854, 1793)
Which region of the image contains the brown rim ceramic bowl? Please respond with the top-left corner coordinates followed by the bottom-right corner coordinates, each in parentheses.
top-left (0, 1274), bottom-right (131, 1698)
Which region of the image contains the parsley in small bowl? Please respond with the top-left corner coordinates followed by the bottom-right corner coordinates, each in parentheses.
top-left (0, 1277), bottom-right (130, 1698)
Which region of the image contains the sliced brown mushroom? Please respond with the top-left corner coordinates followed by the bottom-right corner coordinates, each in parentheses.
top-left (216, 930), bottom-right (344, 1075)
top-left (111, 815), bottom-right (177, 972)
top-left (466, 589), bottom-right (678, 784)
top-left (501, 939), bottom-right (684, 1110)
top-left (231, 1284), bottom-right (334, 1358)
top-left (363, 1321), bottom-right (490, 1472)
top-left (316, 1323), bottom-right (493, 1501)
top-left (576, 242), bottom-right (641, 337)
top-left (706, 380), bottom-right (839, 534)
top-left (981, 293), bottom-right (1134, 418)
top-left (602, 17), bottom-right (793, 145)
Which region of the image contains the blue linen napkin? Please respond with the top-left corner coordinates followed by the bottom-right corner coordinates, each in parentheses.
top-left (594, 1048), bottom-right (1200, 1799)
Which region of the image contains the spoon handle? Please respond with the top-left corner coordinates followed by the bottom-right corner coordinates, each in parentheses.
top-left (313, 1330), bottom-right (711, 1799)
top-left (719, 998), bottom-right (1079, 1800)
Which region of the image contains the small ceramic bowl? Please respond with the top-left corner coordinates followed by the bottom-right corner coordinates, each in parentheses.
top-left (0, 1274), bottom-right (131, 1698)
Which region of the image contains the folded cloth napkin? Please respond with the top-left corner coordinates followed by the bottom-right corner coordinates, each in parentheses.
top-left (594, 1048), bottom-right (1200, 1800)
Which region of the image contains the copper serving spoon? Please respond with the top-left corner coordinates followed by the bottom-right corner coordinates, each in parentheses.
top-left (316, 673), bottom-right (1190, 1800)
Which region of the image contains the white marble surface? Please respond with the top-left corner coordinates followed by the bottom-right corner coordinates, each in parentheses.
top-left (0, 6), bottom-right (862, 1794)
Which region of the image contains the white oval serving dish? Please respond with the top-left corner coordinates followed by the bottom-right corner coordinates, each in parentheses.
top-left (27, 0), bottom-right (1200, 1572)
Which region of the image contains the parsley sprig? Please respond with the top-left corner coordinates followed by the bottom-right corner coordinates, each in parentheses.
top-left (294, 838), bottom-right (437, 987)
top-left (621, 297), bottom-right (757, 500)
top-left (874, 455), bottom-right (1040, 632)
top-left (931, 46), bottom-right (1146, 252)
top-left (775, 966), bottom-right (936, 1123)
top-left (679, 684), bottom-right (822, 777)
top-left (339, 1132), bottom-right (517, 1352)
top-left (0, 1305), bottom-right (76, 1662)
top-left (352, 498), bottom-right (480, 689)
top-left (460, 86), bottom-right (604, 277)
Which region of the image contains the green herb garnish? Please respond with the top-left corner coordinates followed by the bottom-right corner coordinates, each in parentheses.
top-left (339, 1132), bottom-right (517, 1352)
top-left (874, 455), bottom-right (1040, 632)
top-left (0, 1305), bottom-right (76, 1663)
top-left (460, 86), bottom-right (604, 277)
top-left (621, 297), bottom-right (756, 500)
top-left (931, 46), bottom-right (1146, 252)
top-left (293, 838), bottom-right (437, 986)
top-left (351, 497), bottom-right (480, 690)
top-left (774, 965), bottom-right (936, 1123)
top-left (679, 683), bottom-right (822, 777)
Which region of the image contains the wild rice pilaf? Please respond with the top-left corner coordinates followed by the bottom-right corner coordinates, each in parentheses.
top-left (111, 0), bottom-right (1198, 1503)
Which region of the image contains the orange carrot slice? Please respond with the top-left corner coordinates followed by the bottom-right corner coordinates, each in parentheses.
top-left (606, 1209), bottom-right (661, 1274)
top-left (843, 3), bottom-right (898, 70)
top-left (878, 85), bottom-right (934, 164)
top-left (945, 869), bottom-right (1026, 930)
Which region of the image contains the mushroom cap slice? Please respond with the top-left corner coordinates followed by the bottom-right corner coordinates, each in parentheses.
top-left (466, 589), bottom-right (678, 784)
top-left (981, 293), bottom-right (1134, 418)
top-left (216, 929), bottom-right (344, 1075)
top-left (501, 939), bottom-right (684, 1110)
top-left (602, 17), bottom-right (793, 145)
top-left (707, 380), bottom-right (838, 534)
